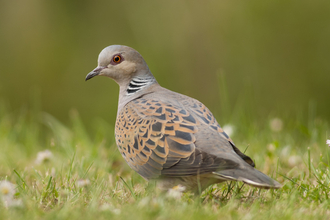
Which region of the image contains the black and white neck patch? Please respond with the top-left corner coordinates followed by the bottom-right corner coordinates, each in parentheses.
top-left (126, 77), bottom-right (153, 95)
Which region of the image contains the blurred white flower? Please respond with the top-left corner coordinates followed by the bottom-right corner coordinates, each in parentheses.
top-left (280, 145), bottom-right (291, 157)
top-left (288, 155), bottom-right (301, 167)
top-left (327, 139), bottom-right (330, 147)
top-left (267, 143), bottom-right (276, 152)
top-left (76, 179), bottom-right (91, 187)
top-left (0, 180), bottom-right (23, 208)
top-left (35, 149), bottom-right (53, 164)
top-left (222, 124), bottom-right (235, 137)
top-left (166, 185), bottom-right (186, 199)
top-left (0, 180), bottom-right (15, 197)
top-left (269, 118), bottom-right (283, 132)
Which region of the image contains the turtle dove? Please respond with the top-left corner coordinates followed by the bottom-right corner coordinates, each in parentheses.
top-left (85, 45), bottom-right (281, 191)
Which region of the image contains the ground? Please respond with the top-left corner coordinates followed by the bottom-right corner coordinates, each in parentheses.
top-left (0, 105), bottom-right (329, 220)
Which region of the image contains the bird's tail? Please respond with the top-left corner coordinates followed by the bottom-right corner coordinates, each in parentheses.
top-left (213, 167), bottom-right (281, 189)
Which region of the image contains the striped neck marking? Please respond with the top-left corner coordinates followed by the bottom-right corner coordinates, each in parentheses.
top-left (126, 77), bottom-right (153, 95)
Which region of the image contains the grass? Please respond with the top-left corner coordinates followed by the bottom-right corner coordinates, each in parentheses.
top-left (0, 102), bottom-right (329, 220)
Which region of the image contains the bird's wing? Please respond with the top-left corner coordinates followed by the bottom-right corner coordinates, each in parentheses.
top-left (115, 97), bottom-right (253, 180)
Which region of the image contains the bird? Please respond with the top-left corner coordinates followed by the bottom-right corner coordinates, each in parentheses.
top-left (85, 45), bottom-right (281, 191)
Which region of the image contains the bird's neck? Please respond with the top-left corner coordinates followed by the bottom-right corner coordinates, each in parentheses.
top-left (126, 76), bottom-right (156, 95)
top-left (117, 75), bottom-right (158, 115)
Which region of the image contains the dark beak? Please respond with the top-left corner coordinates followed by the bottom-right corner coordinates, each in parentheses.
top-left (85, 66), bottom-right (106, 81)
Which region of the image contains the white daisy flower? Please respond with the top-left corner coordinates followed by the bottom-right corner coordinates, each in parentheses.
top-left (327, 139), bottom-right (330, 147)
top-left (0, 180), bottom-right (23, 208)
top-left (35, 149), bottom-right (53, 164)
top-left (0, 180), bottom-right (16, 197)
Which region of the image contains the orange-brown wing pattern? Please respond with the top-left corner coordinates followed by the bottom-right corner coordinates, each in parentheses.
top-left (115, 98), bottom-right (253, 180)
top-left (115, 98), bottom-right (199, 179)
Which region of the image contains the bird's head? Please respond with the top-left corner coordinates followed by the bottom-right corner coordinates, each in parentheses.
top-left (85, 45), bottom-right (152, 86)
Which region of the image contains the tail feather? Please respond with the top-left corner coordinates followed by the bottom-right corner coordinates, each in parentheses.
top-left (213, 167), bottom-right (281, 189)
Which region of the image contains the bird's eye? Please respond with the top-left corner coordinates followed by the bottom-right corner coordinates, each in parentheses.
top-left (110, 54), bottom-right (124, 65)
top-left (113, 55), bottom-right (121, 63)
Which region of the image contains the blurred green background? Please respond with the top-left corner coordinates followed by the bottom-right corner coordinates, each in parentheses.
top-left (1, 0), bottom-right (330, 126)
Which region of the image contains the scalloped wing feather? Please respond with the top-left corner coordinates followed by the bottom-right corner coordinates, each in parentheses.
top-left (115, 97), bottom-right (253, 180)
